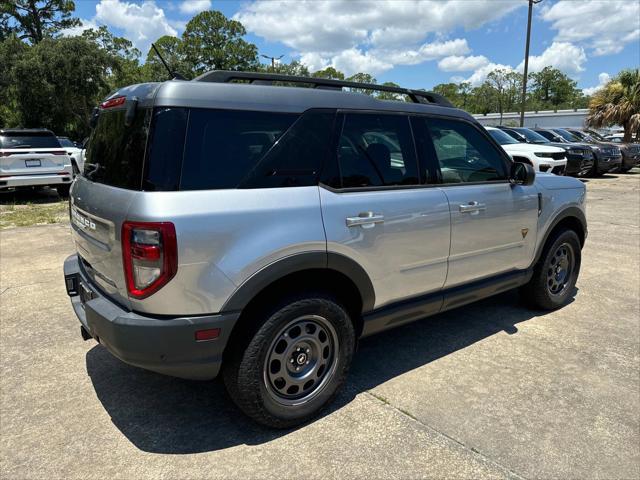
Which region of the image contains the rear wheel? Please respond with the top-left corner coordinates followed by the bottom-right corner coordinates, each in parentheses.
top-left (520, 229), bottom-right (581, 310)
top-left (223, 293), bottom-right (355, 428)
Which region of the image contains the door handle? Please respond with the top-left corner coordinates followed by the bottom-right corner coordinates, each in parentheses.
top-left (459, 201), bottom-right (486, 213)
top-left (346, 212), bottom-right (385, 227)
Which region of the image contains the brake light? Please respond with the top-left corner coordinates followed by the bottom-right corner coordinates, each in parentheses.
top-left (122, 221), bottom-right (177, 299)
top-left (101, 96), bottom-right (126, 109)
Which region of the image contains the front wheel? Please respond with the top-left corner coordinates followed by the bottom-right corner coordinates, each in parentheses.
top-left (520, 229), bottom-right (581, 310)
top-left (223, 293), bottom-right (356, 428)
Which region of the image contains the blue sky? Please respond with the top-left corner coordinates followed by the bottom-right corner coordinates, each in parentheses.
top-left (70, 0), bottom-right (640, 93)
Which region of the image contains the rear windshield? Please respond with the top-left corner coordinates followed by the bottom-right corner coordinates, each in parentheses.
top-left (84, 105), bottom-right (335, 191)
top-left (0, 132), bottom-right (60, 149)
top-left (83, 108), bottom-right (151, 189)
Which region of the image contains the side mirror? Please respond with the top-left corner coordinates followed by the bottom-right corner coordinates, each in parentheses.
top-left (509, 161), bottom-right (535, 186)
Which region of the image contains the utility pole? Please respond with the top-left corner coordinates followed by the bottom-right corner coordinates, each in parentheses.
top-left (520, 0), bottom-right (543, 127)
top-left (260, 54), bottom-right (284, 71)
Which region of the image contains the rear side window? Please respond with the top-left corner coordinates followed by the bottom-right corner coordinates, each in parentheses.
top-left (180, 109), bottom-right (297, 190)
top-left (423, 118), bottom-right (507, 184)
top-left (84, 109), bottom-right (150, 189)
top-left (0, 132), bottom-right (60, 149)
top-left (336, 113), bottom-right (419, 188)
top-left (144, 108), bottom-right (188, 191)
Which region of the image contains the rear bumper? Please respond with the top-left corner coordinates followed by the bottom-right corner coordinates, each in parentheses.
top-left (63, 254), bottom-right (239, 380)
top-left (0, 172), bottom-right (73, 189)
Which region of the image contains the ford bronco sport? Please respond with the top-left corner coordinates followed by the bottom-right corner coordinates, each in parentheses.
top-left (64, 72), bottom-right (587, 428)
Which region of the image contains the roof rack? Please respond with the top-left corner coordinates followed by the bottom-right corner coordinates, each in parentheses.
top-left (193, 70), bottom-right (454, 108)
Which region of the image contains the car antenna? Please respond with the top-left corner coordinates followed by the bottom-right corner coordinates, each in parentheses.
top-left (151, 43), bottom-right (187, 80)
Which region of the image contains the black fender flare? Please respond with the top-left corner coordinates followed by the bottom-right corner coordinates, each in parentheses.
top-left (533, 206), bottom-right (587, 265)
top-left (221, 251), bottom-right (376, 314)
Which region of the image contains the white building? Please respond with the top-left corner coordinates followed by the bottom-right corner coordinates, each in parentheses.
top-left (473, 109), bottom-right (588, 128)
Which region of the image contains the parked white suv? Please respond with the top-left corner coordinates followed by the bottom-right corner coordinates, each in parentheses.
top-left (0, 129), bottom-right (74, 196)
top-left (57, 136), bottom-right (84, 175)
top-left (486, 127), bottom-right (567, 175)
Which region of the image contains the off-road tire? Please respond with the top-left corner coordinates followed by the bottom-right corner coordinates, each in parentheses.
top-left (520, 229), bottom-right (581, 310)
top-left (223, 292), bottom-right (356, 428)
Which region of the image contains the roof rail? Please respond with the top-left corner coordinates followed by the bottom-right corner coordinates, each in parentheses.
top-left (193, 70), bottom-right (454, 108)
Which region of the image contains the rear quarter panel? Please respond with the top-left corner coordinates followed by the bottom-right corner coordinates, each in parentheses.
top-left (125, 186), bottom-right (326, 315)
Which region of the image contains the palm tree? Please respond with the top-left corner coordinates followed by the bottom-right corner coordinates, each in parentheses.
top-left (587, 69), bottom-right (640, 142)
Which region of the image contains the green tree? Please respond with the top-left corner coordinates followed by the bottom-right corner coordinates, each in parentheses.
top-left (311, 67), bottom-right (345, 80)
top-left (587, 69), bottom-right (640, 142)
top-left (529, 66), bottom-right (580, 109)
top-left (180, 10), bottom-right (258, 76)
top-left (1, 0), bottom-right (79, 43)
top-left (346, 72), bottom-right (376, 95)
top-left (11, 36), bottom-right (114, 138)
top-left (485, 68), bottom-right (522, 124)
top-left (0, 35), bottom-right (27, 127)
top-left (377, 81), bottom-right (406, 101)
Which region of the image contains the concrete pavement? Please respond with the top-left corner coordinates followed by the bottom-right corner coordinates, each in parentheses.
top-left (1, 173), bottom-right (638, 479)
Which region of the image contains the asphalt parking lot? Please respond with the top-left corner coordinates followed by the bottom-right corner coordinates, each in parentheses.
top-left (1, 172), bottom-right (639, 479)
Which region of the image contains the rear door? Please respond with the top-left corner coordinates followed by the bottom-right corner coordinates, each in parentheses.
top-left (319, 112), bottom-right (450, 310)
top-left (417, 116), bottom-right (538, 287)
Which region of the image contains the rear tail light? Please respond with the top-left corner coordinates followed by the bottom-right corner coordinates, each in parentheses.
top-left (122, 221), bottom-right (177, 299)
top-left (101, 96), bottom-right (126, 109)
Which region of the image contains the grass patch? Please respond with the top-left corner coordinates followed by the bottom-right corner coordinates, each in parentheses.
top-left (0, 200), bottom-right (68, 228)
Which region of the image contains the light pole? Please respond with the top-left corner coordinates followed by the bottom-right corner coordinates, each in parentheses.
top-left (260, 54), bottom-right (284, 71)
top-left (520, 0), bottom-right (543, 127)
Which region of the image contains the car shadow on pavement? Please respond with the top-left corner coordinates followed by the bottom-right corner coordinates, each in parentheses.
top-left (86, 288), bottom-right (575, 454)
top-left (0, 187), bottom-right (64, 205)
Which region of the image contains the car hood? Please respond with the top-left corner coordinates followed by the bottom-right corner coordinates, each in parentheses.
top-left (544, 142), bottom-right (593, 151)
top-left (500, 143), bottom-right (564, 153)
top-left (536, 172), bottom-right (585, 190)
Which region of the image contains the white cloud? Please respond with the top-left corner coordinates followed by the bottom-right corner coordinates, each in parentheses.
top-left (94, 0), bottom-right (177, 54)
top-left (60, 18), bottom-right (100, 37)
top-left (516, 42), bottom-right (587, 75)
top-left (235, 0), bottom-right (524, 74)
top-left (582, 72), bottom-right (611, 96)
top-left (438, 55), bottom-right (489, 72)
top-left (541, 0), bottom-right (640, 56)
top-left (463, 62), bottom-right (515, 86)
top-left (179, 0), bottom-right (211, 15)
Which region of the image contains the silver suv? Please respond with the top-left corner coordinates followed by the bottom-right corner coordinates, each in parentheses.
top-left (63, 72), bottom-right (587, 427)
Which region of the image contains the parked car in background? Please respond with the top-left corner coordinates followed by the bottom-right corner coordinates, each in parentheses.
top-left (498, 126), bottom-right (593, 177)
top-left (566, 128), bottom-right (640, 173)
top-left (536, 128), bottom-right (622, 176)
top-left (0, 128), bottom-right (73, 196)
top-left (485, 127), bottom-right (567, 174)
top-left (57, 136), bottom-right (84, 175)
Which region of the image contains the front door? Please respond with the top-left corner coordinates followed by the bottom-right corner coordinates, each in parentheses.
top-left (419, 116), bottom-right (539, 287)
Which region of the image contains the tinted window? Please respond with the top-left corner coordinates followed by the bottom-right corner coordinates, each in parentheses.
top-left (84, 108), bottom-right (150, 189)
top-left (0, 132), bottom-right (60, 149)
top-left (426, 118), bottom-right (507, 184)
top-left (535, 130), bottom-right (560, 142)
top-left (336, 113), bottom-right (419, 188)
top-left (240, 110), bottom-right (335, 188)
top-left (144, 107), bottom-right (188, 191)
top-left (488, 129), bottom-right (519, 145)
top-left (180, 109), bottom-right (297, 190)
top-left (553, 129), bottom-right (581, 142)
top-left (516, 128), bottom-right (549, 144)
top-left (58, 137), bottom-right (75, 148)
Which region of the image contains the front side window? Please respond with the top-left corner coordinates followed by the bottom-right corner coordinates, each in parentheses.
top-left (425, 118), bottom-right (508, 184)
top-left (336, 113), bottom-right (419, 188)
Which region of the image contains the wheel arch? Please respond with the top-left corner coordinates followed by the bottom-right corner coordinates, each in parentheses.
top-left (221, 252), bottom-right (375, 343)
top-left (534, 207), bottom-right (587, 265)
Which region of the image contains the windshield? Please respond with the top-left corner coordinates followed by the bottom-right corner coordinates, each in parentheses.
top-left (585, 130), bottom-right (607, 141)
top-left (0, 132), bottom-right (61, 149)
top-left (58, 138), bottom-right (75, 148)
top-left (487, 129), bottom-right (519, 145)
top-left (517, 129), bottom-right (549, 144)
top-left (553, 129), bottom-right (581, 142)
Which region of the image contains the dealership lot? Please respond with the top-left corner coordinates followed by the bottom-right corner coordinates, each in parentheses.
top-left (1, 173), bottom-right (638, 479)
